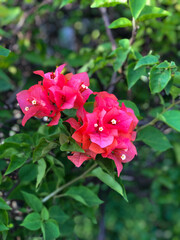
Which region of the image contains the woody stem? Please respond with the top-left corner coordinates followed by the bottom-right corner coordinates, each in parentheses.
top-left (42, 163), bottom-right (98, 203)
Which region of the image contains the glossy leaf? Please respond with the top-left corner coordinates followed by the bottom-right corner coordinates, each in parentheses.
top-left (49, 206), bottom-right (69, 224)
top-left (91, 167), bottom-right (128, 201)
top-left (64, 186), bottom-right (103, 207)
top-left (129, 0), bottom-right (147, 19)
top-left (134, 55), bottom-right (159, 69)
top-left (127, 62), bottom-right (146, 89)
top-left (33, 138), bottom-right (58, 162)
top-left (0, 198), bottom-right (11, 210)
top-left (91, 0), bottom-right (127, 8)
top-left (60, 138), bottom-right (85, 153)
top-left (36, 158), bottom-right (47, 188)
top-left (0, 46), bottom-right (10, 57)
top-left (149, 66), bottom-right (171, 94)
top-left (137, 126), bottom-right (172, 152)
top-left (41, 220), bottom-right (60, 240)
top-left (21, 212), bottom-right (41, 231)
top-left (22, 191), bottom-right (43, 212)
top-left (109, 17), bottom-right (132, 29)
top-left (138, 5), bottom-right (170, 21)
top-left (159, 110), bottom-right (180, 132)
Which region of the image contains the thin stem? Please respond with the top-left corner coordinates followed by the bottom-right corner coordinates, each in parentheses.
top-left (42, 163), bottom-right (97, 203)
top-left (130, 18), bottom-right (137, 45)
top-left (137, 99), bottom-right (180, 132)
top-left (99, 8), bottom-right (116, 51)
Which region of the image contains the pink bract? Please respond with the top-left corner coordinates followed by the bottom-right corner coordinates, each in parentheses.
top-left (66, 92), bottom-right (138, 176)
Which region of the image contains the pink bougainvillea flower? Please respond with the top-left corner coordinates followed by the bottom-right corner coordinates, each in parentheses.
top-left (16, 84), bottom-right (57, 126)
top-left (66, 92), bottom-right (138, 176)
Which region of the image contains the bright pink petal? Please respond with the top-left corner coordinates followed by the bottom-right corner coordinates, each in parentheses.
top-left (33, 70), bottom-right (44, 78)
top-left (68, 152), bottom-right (91, 167)
top-left (22, 106), bottom-right (41, 126)
top-left (89, 133), bottom-right (114, 148)
top-left (48, 112), bottom-right (61, 126)
top-left (66, 118), bottom-right (81, 130)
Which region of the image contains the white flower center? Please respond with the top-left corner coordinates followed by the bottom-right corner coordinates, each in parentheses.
top-left (99, 127), bottom-right (103, 132)
top-left (121, 154), bottom-right (126, 161)
top-left (111, 119), bottom-right (116, 125)
top-left (32, 100), bottom-right (37, 105)
top-left (81, 84), bottom-right (88, 90)
top-left (94, 123), bottom-right (98, 127)
top-left (25, 107), bottom-right (29, 111)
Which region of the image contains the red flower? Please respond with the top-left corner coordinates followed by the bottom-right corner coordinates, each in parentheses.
top-left (66, 92), bottom-right (138, 176)
top-left (16, 84), bottom-right (57, 126)
top-left (17, 64), bottom-right (93, 126)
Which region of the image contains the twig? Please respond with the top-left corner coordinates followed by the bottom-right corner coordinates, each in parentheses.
top-left (42, 163), bottom-right (97, 203)
top-left (137, 99), bottom-right (180, 132)
top-left (99, 8), bottom-right (116, 51)
top-left (14, 0), bottom-right (52, 33)
top-left (130, 18), bottom-right (137, 45)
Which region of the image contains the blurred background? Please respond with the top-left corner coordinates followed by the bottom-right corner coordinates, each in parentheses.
top-left (0, 0), bottom-right (180, 239)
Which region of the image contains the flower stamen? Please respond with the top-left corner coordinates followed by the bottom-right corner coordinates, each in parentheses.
top-left (99, 127), bottom-right (104, 132)
top-left (121, 154), bottom-right (126, 161)
top-left (32, 100), bottom-right (37, 105)
top-left (111, 119), bottom-right (116, 125)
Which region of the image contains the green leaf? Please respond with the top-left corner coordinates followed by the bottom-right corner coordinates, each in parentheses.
top-left (49, 206), bottom-right (69, 224)
top-left (0, 5), bottom-right (21, 26)
top-left (109, 17), bottom-right (132, 29)
top-left (41, 207), bottom-right (49, 221)
top-left (114, 48), bottom-right (130, 71)
top-left (91, 167), bottom-right (128, 201)
top-left (5, 155), bottom-right (28, 175)
top-left (170, 86), bottom-right (180, 99)
top-left (159, 110), bottom-right (180, 132)
top-left (134, 55), bottom-right (159, 69)
top-left (19, 164), bottom-right (37, 182)
top-left (22, 191), bottom-right (43, 212)
top-left (127, 62), bottom-right (146, 89)
top-left (173, 72), bottom-right (180, 85)
top-left (5, 133), bottom-right (33, 145)
top-left (137, 126), bottom-right (172, 152)
top-left (33, 138), bottom-right (58, 162)
top-left (36, 159), bottom-right (47, 188)
top-left (60, 0), bottom-right (76, 8)
top-left (64, 186), bottom-right (103, 207)
top-left (84, 102), bottom-right (94, 113)
top-left (41, 220), bottom-right (60, 240)
top-left (0, 46), bottom-right (10, 57)
top-left (0, 223), bottom-right (9, 231)
top-left (156, 61), bottom-right (170, 69)
top-left (129, 0), bottom-right (147, 19)
top-left (149, 66), bottom-right (171, 94)
top-left (0, 69), bottom-right (14, 92)
top-left (91, 0), bottom-right (127, 8)
top-left (96, 156), bottom-right (114, 176)
top-left (118, 100), bottom-right (140, 116)
top-left (60, 138), bottom-right (84, 153)
top-left (138, 5), bottom-right (170, 21)
top-left (0, 198), bottom-right (11, 210)
top-left (21, 212), bottom-right (41, 231)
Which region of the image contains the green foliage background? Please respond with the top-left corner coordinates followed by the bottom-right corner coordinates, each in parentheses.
top-left (0, 0), bottom-right (180, 239)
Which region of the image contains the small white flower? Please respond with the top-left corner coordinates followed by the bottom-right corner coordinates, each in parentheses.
top-left (99, 127), bottom-right (104, 132)
top-left (32, 100), bottom-right (36, 105)
top-left (94, 123), bottom-right (98, 127)
top-left (25, 107), bottom-right (29, 111)
top-left (111, 119), bottom-right (116, 125)
top-left (121, 154), bottom-right (126, 161)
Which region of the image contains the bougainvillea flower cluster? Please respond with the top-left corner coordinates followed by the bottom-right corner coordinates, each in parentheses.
top-left (17, 64), bottom-right (138, 176)
top-left (66, 92), bottom-right (138, 176)
top-left (17, 64), bottom-right (92, 126)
